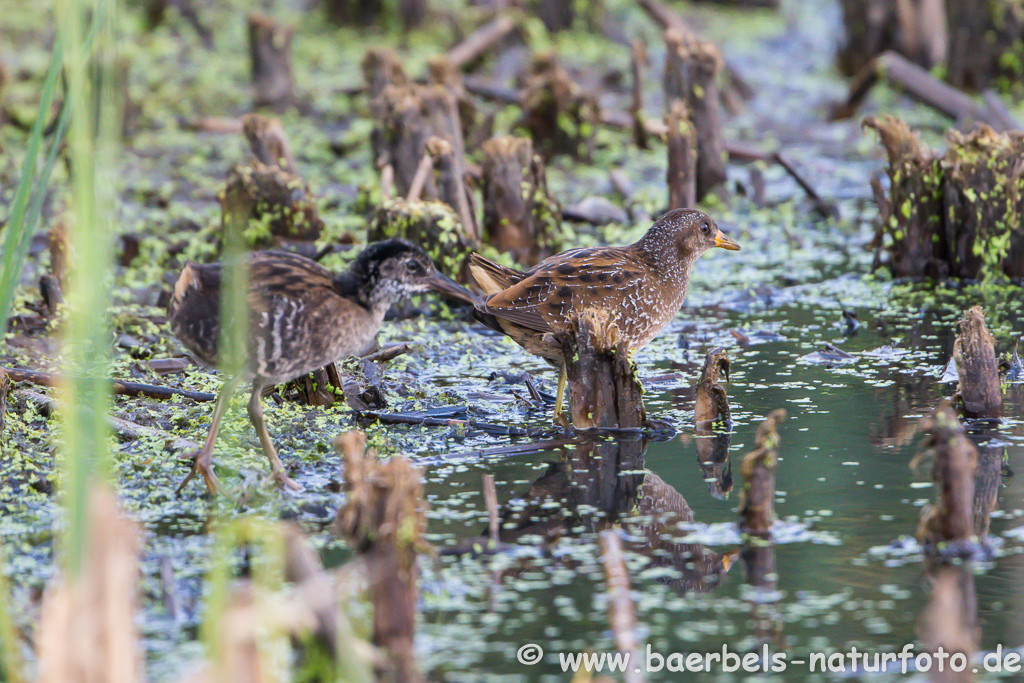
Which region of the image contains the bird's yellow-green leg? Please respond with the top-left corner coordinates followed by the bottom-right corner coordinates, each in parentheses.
top-left (553, 366), bottom-right (567, 420)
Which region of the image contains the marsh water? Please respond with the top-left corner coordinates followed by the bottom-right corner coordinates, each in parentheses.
top-left (2, 0), bottom-right (1024, 680)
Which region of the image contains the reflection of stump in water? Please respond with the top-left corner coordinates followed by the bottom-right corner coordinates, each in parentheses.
top-left (333, 431), bottom-right (425, 683)
top-left (920, 565), bottom-right (979, 683)
top-left (493, 438), bottom-right (733, 593)
top-left (915, 401), bottom-right (979, 554)
top-left (694, 348), bottom-right (733, 498)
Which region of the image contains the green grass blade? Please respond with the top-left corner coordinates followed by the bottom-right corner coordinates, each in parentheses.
top-left (0, 37), bottom-right (64, 329)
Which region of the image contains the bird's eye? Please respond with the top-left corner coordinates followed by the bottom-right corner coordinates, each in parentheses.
top-left (405, 259), bottom-right (422, 273)
top-left (700, 222), bottom-right (711, 235)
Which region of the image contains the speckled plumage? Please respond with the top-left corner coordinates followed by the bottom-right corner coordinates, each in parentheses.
top-left (470, 208), bottom-right (740, 417)
top-left (168, 239), bottom-right (473, 494)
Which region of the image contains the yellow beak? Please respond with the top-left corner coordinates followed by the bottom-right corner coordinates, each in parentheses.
top-left (715, 232), bottom-right (741, 251)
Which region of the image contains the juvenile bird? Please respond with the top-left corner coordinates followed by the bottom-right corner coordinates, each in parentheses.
top-left (469, 208), bottom-right (740, 419)
top-left (168, 239), bottom-right (471, 494)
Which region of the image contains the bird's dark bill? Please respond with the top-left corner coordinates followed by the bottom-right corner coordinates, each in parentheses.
top-left (425, 271), bottom-right (479, 304)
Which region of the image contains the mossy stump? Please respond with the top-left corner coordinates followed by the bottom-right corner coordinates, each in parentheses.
top-left (480, 135), bottom-right (561, 264)
top-left (369, 198), bottom-right (475, 283)
top-left (220, 162), bottom-right (323, 250)
top-left (866, 116), bottom-right (1024, 280)
top-left (694, 348), bottom-right (733, 499)
top-left (556, 309), bottom-right (646, 431)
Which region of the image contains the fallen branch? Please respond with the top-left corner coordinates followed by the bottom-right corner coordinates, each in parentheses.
top-left (361, 343), bottom-right (413, 363)
top-left (445, 15), bottom-right (516, 69)
top-left (1, 366), bottom-right (216, 402)
top-left (20, 389), bottom-right (201, 452)
top-left (832, 51), bottom-right (1018, 130)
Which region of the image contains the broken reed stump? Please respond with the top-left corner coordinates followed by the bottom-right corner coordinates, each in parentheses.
top-left (694, 347), bottom-right (731, 426)
top-left (242, 113), bottom-right (296, 173)
top-left (557, 309), bottom-right (646, 431)
top-left (333, 431), bottom-right (425, 683)
top-left (836, 0), bottom-right (947, 77)
top-left (916, 402), bottom-right (979, 554)
top-left (247, 13), bottom-right (293, 111)
top-left (663, 30), bottom-right (728, 201)
top-left (220, 162), bottom-right (324, 251)
top-left (953, 306), bottom-right (1003, 420)
top-left (865, 116), bottom-right (1024, 280)
top-left (694, 348), bottom-right (733, 499)
top-left (920, 566), bottom-right (979, 683)
top-left (480, 135), bottom-right (561, 264)
top-left (519, 52), bottom-right (598, 160)
top-left (738, 409), bottom-right (786, 536)
top-left (36, 485), bottom-right (142, 683)
top-left (368, 198), bottom-right (474, 282)
top-left (378, 83), bottom-right (469, 210)
top-left (666, 100), bottom-right (697, 210)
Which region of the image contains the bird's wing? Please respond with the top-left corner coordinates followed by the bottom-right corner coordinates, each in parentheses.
top-left (479, 248), bottom-right (641, 333)
top-left (469, 253), bottom-right (527, 295)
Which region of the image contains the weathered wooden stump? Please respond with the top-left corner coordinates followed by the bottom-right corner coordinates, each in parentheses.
top-left (866, 116), bottom-right (1024, 280)
top-left (666, 100), bottom-right (697, 210)
top-left (738, 409), bottom-right (786, 536)
top-left (916, 402), bottom-right (979, 553)
top-left (952, 306), bottom-right (1003, 420)
top-left (378, 83), bottom-right (469, 216)
top-left (333, 431), bottom-right (425, 683)
top-left (368, 198), bottom-right (474, 282)
top-left (663, 30), bottom-right (727, 200)
top-left (557, 309), bottom-right (646, 431)
top-left (220, 162), bottom-right (323, 250)
top-left (837, 0), bottom-right (946, 77)
top-left (480, 135), bottom-right (561, 264)
top-left (519, 52), bottom-right (598, 160)
top-left (242, 113), bottom-right (296, 173)
top-left (247, 13), bottom-right (293, 111)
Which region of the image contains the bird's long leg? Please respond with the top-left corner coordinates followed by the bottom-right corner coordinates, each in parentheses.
top-left (176, 373), bottom-right (245, 496)
top-left (553, 366), bottom-right (568, 422)
top-left (247, 380), bottom-right (303, 492)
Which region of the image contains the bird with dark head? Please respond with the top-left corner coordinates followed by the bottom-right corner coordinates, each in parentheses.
top-left (168, 238), bottom-right (472, 494)
top-left (469, 208), bottom-right (740, 420)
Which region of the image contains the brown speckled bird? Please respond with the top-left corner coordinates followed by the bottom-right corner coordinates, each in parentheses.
top-left (169, 239), bottom-right (471, 494)
top-left (469, 208), bottom-right (740, 418)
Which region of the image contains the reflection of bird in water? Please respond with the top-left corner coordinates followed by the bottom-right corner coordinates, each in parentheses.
top-left (486, 440), bottom-right (734, 593)
top-left (470, 209), bottom-right (740, 420)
